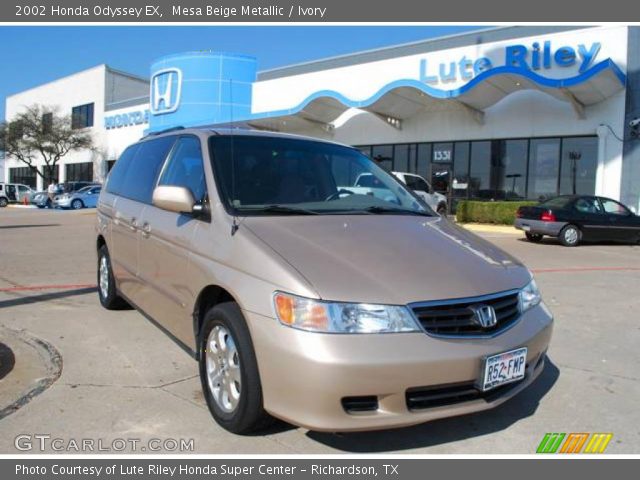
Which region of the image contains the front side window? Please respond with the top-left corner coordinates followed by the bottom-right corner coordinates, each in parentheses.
top-left (158, 136), bottom-right (207, 202)
top-left (600, 198), bottom-right (630, 216)
top-left (574, 197), bottom-right (602, 214)
top-left (209, 136), bottom-right (431, 216)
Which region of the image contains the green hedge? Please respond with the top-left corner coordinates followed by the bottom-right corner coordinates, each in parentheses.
top-left (456, 200), bottom-right (538, 225)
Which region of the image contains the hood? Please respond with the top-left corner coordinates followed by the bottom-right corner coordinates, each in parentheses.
top-left (244, 215), bottom-right (530, 305)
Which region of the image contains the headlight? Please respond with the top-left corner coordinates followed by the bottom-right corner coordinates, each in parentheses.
top-left (273, 292), bottom-right (420, 333)
top-left (519, 278), bottom-right (542, 313)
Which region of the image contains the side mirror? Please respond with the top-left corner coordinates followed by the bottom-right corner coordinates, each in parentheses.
top-left (152, 185), bottom-right (196, 214)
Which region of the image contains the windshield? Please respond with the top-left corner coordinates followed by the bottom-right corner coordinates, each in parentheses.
top-left (209, 135), bottom-right (432, 216)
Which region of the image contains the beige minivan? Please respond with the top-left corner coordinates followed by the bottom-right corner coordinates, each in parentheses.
top-left (96, 127), bottom-right (553, 434)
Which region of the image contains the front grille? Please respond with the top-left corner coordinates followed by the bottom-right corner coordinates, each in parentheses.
top-left (411, 290), bottom-right (520, 336)
top-left (406, 379), bottom-right (523, 411)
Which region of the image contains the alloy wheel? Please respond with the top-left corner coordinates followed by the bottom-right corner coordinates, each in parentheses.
top-left (205, 325), bottom-right (241, 413)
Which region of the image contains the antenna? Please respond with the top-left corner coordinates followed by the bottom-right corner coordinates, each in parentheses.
top-left (230, 78), bottom-right (239, 236)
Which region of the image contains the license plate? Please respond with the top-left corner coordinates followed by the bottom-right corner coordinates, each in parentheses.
top-left (482, 347), bottom-right (527, 391)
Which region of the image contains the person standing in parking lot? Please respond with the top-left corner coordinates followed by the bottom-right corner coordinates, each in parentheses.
top-left (47, 182), bottom-right (56, 208)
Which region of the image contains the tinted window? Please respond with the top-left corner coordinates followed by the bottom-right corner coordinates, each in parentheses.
top-left (120, 136), bottom-right (176, 204)
top-left (601, 198), bottom-right (630, 216)
top-left (158, 137), bottom-right (207, 201)
top-left (540, 196), bottom-right (573, 209)
top-left (106, 144), bottom-right (140, 195)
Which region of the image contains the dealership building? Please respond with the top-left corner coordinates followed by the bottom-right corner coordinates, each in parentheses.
top-left (4, 25), bottom-right (640, 211)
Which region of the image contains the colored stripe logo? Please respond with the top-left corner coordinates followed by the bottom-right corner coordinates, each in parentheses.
top-left (537, 433), bottom-right (613, 454)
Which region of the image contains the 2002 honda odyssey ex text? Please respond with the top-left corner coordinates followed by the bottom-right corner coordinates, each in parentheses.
top-left (96, 127), bottom-right (553, 434)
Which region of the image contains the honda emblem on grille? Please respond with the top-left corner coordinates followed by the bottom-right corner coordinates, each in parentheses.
top-left (471, 304), bottom-right (497, 328)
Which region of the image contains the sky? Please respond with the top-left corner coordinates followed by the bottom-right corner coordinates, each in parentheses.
top-left (0, 26), bottom-right (484, 120)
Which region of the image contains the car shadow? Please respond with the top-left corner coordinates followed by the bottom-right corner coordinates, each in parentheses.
top-left (304, 359), bottom-right (560, 453)
top-left (516, 237), bottom-right (638, 247)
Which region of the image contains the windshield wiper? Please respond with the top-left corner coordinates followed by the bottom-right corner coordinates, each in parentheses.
top-left (238, 204), bottom-right (320, 215)
top-left (360, 206), bottom-right (434, 216)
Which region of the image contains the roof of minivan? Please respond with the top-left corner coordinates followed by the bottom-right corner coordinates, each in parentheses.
top-left (144, 125), bottom-right (352, 148)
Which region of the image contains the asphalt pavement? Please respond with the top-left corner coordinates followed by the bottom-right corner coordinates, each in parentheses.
top-left (0, 207), bottom-right (638, 454)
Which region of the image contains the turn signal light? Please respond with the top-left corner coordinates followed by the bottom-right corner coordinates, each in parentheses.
top-left (540, 210), bottom-right (556, 222)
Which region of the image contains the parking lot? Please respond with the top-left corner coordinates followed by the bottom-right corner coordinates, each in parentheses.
top-left (1, 206), bottom-right (639, 454)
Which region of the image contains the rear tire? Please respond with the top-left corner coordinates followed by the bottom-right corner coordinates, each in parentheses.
top-left (199, 302), bottom-right (272, 434)
top-left (525, 232), bottom-right (543, 243)
top-left (97, 245), bottom-right (130, 310)
top-left (0, 198), bottom-right (8, 208)
top-left (559, 224), bottom-right (581, 247)
top-left (436, 203), bottom-right (447, 215)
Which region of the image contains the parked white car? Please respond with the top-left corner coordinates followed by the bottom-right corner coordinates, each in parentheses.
top-left (0, 182), bottom-right (35, 207)
top-left (392, 172), bottom-right (448, 214)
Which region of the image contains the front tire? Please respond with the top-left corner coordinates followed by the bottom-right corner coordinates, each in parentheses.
top-left (559, 224), bottom-right (581, 247)
top-left (71, 199), bottom-right (84, 210)
top-left (199, 302), bottom-right (271, 434)
top-left (0, 198), bottom-right (8, 208)
top-left (97, 245), bottom-right (130, 309)
top-left (437, 203), bottom-right (447, 215)
top-left (525, 232), bottom-right (543, 243)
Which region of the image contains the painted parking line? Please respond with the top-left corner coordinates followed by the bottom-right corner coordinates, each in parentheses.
top-left (0, 284), bottom-right (96, 293)
top-left (532, 266), bottom-right (640, 274)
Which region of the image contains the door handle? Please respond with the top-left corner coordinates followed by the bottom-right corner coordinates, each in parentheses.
top-left (141, 222), bottom-right (151, 238)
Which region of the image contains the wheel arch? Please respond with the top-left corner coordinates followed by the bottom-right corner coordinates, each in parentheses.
top-left (192, 285), bottom-right (237, 359)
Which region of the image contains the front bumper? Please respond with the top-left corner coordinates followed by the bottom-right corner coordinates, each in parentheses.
top-left (514, 218), bottom-right (566, 236)
top-left (246, 304), bottom-right (553, 432)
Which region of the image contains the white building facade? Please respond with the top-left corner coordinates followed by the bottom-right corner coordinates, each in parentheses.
top-left (4, 25), bottom-right (640, 211)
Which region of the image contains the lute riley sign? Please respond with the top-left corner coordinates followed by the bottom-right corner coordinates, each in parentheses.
top-left (419, 40), bottom-right (602, 85)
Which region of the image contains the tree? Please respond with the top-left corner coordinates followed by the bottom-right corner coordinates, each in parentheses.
top-left (0, 105), bottom-right (94, 187)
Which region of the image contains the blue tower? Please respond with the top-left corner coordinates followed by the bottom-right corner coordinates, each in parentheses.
top-left (148, 51), bottom-right (257, 133)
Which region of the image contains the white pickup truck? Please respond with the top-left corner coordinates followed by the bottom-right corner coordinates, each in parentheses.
top-left (353, 172), bottom-right (448, 214)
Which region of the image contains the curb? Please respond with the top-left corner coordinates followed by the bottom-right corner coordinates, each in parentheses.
top-left (0, 327), bottom-right (63, 420)
top-left (458, 223), bottom-right (521, 235)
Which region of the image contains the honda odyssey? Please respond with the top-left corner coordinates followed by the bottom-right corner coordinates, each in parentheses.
top-left (96, 127), bottom-right (553, 434)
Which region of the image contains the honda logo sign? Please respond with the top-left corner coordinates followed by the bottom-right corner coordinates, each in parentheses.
top-left (150, 68), bottom-right (182, 114)
top-left (471, 304), bottom-right (498, 328)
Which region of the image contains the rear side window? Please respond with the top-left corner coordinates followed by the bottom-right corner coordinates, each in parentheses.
top-left (540, 197), bottom-right (572, 209)
top-left (110, 136), bottom-right (176, 204)
top-left (106, 144), bottom-right (139, 195)
top-left (158, 136), bottom-right (207, 201)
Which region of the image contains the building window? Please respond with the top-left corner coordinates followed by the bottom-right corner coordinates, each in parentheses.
top-left (452, 142), bottom-right (470, 200)
top-left (559, 137), bottom-right (598, 196)
top-left (9, 167), bottom-right (37, 188)
top-left (469, 141), bottom-right (492, 199)
top-left (71, 103), bottom-right (94, 129)
top-left (42, 112), bottom-right (53, 134)
top-left (65, 162), bottom-right (94, 182)
top-left (371, 145), bottom-right (393, 171)
top-left (527, 138), bottom-right (561, 201)
top-left (496, 139), bottom-right (528, 200)
top-left (107, 160), bottom-right (116, 172)
top-left (416, 143), bottom-right (431, 179)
